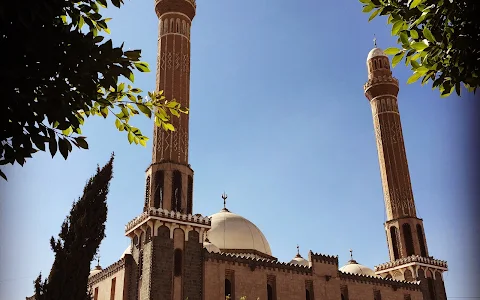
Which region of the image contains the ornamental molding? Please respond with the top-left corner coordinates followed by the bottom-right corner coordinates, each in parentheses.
top-left (339, 271), bottom-right (421, 291)
top-left (375, 255), bottom-right (448, 272)
top-left (364, 76), bottom-right (399, 91)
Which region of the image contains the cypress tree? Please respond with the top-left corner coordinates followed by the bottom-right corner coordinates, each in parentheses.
top-left (34, 154), bottom-right (114, 300)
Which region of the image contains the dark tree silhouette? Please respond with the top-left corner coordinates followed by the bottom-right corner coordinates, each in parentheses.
top-left (33, 154), bottom-right (114, 300)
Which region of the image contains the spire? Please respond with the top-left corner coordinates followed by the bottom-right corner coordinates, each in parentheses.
top-left (349, 249), bottom-right (353, 260)
top-left (221, 192), bottom-right (229, 212)
top-left (373, 34), bottom-right (377, 48)
top-left (296, 244), bottom-right (302, 258)
top-left (348, 249), bottom-right (358, 264)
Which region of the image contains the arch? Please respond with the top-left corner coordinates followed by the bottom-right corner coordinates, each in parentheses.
top-left (133, 235), bottom-right (139, 248)
top-left (138, 232), bottom-right (144, 250)
top-left (384, 58), bottom-right (390, 69)
top-left (158, 225), bottom-right (169, 238)
top-left (174, 248), bottom-right (182, 277)
top-left (170, 19), bottom-right (174, 33)
top-left (163, 19), bottom-right (168, 34)
top-left (378, 59), bottom-right (382, 68)
top-left (404, 269), bottom-right (414, 281)
top-left (373, 60), bottom-right (378, 69)
top-left (305, 289), bottom-right (310, 300)
top-left (171, 170), bottom-right (182, 212)
top-left (418, 268), bottom-right (425, 278)
top-left (416, 224), bottom-right (427, 257)
top-left (390, 226), bottom-right (400, 260)
top-left (176, 18), bottom-right (180, 33)
top-left (402, 223), bottom-right (415, 256)
top-left (341, 294), bottom-right (346, 300)
top-left (182, 20), bottom-right (186, 35)
top-left (225, 278), bottom-right (232, 298)
top-left (187, 175), bottom-right (193, 214)
top-left (267, 284), bottom-right (273, 300)
top-left (385, 274), bottom-right (392, 279)
top-left (144, 176), bottom-right (150, 208)
top-left (153, 170), bottom-right (164, 208)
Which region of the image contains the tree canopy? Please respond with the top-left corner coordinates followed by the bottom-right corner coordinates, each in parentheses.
top-left (34, 154), bottom-right (114, 300)
top-left (1, 0), bottom-right (187, 180)
top-left (360, 0), bottom-right (480, 97)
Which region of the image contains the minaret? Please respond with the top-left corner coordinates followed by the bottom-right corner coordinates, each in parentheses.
top-left (364, 41), bottom-right (448, 300)
top-left (123, 2), bottom-right (209, 300)
top-left (144, 0), bottom-right (196, 214)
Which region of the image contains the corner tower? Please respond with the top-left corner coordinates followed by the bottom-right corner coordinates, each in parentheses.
top-left (144, 0), bottom-right (196, 214)
top-left (363, 44), bottom-right (448, 300)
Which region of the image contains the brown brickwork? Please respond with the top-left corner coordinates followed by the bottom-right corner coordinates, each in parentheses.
top-left (183, 230), bottom-right (203, 300)
top-left (150, 226), bottom-right (174, 299)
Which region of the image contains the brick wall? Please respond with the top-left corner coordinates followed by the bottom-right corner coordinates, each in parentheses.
top-left (150, 226), bottom-right (174, 299)
top-left (183, 230), bottom-right (203, 300)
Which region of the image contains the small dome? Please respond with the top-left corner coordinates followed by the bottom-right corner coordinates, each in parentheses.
top-left (89, 265), bottom-right (102, 277)
top-left (203, 236), bottom-right (221, 253)
top-left (289, 255), bottom-right (309, 266)
top-left (121, 246), bottom-right (132, 259)
top-left (339, 259), bottom-right (377, 277)
top-left (367, 47), bottom-right (388, 60)
top-left (207, 208), bottom-right (272, 256)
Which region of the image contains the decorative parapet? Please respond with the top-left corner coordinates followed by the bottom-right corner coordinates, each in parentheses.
top-left (88, 258), bottom-right (126, 286)
top-left (155, 0), bottom-right (196, 8)
top-left (125, 208), bottom-right (211, 233)
top-left (204, 251), bottom-right (313, 275)
top-left (309, 251), bottom-right (338, 265)
top-left (363, 75), bottom-right (399, 91)
top-left (339, 271), bottom-right (421, 291)
top-left (374, 255), bottom-right (448, 272)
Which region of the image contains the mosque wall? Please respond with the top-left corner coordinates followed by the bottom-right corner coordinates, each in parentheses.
top-left (89, 259), bottom-right (128, 300)
top-left (339, 277), bottom-right (423, 300)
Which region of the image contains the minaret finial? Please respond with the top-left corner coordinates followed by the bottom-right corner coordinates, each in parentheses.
top-left (297, 244), bottom-right (300, 255)
top-left (349, 249), bottom-right (353, 260)
top-left (221, 191), bottom-right (228, 209)
top-left (373, 34), bottom-right (377, 48)
top-left (96, 255), bottom-right (101, 267)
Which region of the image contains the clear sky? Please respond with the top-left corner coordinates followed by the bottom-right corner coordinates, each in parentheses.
top-left (0, 0), bottom-right (477, 299)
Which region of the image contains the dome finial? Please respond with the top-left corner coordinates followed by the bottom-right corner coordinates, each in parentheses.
top-left (373, 34), bottom-right (377, 48)
top-left (349, 249), bottom-right (353, 260)
top-left (221, 191), bottom-right (228, 209)
top-left (297, 244), bottom-right (300, 255)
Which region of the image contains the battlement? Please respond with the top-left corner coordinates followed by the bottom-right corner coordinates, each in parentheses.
top-left (309, 251), bottom-right (339, 265)
top-left (364, 75), bottom-right (399, 91)
top-left (339, 271), bottom-right (421, 291)
top-left (205, 251), bottom-right (313, 275)
top-left (374, 255), bottom-right (448, 272)
top-left (125, 208), bottom-right (211, 233)
top-left (88, 258), bottom-right (126, 286)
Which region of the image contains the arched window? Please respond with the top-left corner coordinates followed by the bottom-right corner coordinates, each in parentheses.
top-left (402, 223), bottom-right (415, 256)
top-left (174, 249), bottom-right (182, 277)
top-left (305, 289), bottom-right (310, 300)
top-left (138, 233), bottom-right (144, 250)
top-left (153, 170), bottom-right (164, 208)
top-left (267, 284), bottom-right (273, 300)
top-left (225, 279), bottom-right (232, 298)
top-left (416, 224), bottom-right (427, 257)
top-left (390, 226), bottom-right (400, 260)
top-left (144, 176), bottom-right (150, 208)
top-left (176, 19), bottom-right (180, 33)
top-left (373, 60), bottom-right (378, 69)
top-left (171, 171), bottom-right (182, 212)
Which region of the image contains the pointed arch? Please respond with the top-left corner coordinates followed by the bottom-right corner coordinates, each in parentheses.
top-left (416, 224), bottom-right (427, 257)
top-left (144, 176), bottom-right (150, 208)
top-left (402, 223), bottom-right (415, 256)
top-left (174, 248), bottom-right (183, 277)
top-left (153, 170), bottom-right (164, 208)
top-left (171, 170), bottom-right (182, 212)
top-left (390, 226), bottom-right (400, 260)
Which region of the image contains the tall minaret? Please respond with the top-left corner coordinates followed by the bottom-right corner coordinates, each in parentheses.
top-left (364, 42), bottom-right (448, 300)
top-left (144, 0), bottom-right (196, 214)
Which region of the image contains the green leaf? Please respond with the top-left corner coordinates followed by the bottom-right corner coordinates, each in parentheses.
top-left (62, 127), bottom-right (73, 136)
top-left (115, 119), bottom-right (121, 129)
top-left (384, 47), bottom-right (401, 55)
top-left (118, 82), bottom-right (125, 92)
top-left (133, 62), bottom-right (150, 72)
top-left (368, 8), bottom-right (381, 21)
top-left (131, 88), bottom-right (142, 93)
top-left (363, 5), bottom-right (375, 13)
top-left (48, 133), bottom-right (57, 158)
top-left (127, 131), bottom-right (134, 144)
top-left (411, 41), bottom-right (428, 51)
top-left (75, 137), bottom-right (89, 149)
top-left (409, 0), bottom-right (424, 9)
top-left (359, 0), bottom-right (371, 3)
top-left (407, 72), bottom-right (422, 84)
top-left (392, 21), bottom-right (404, 35)
top-left (136, 103), bottom-right (152, 118)
top-left (411, 60), bottom-right (420, 69)
top-left (422, 27), bottom-right (436, 43)
top-left (139, 139), bottom-right (147, 147)
top-left (415, 66), bottom-right (428, 75)
top-left (164, 123), bottom-right (175, 131)
top-left (399, 32), bottom-right (409, 45)
top-left (392, 51), bottom-right (405, 67)
top-left (410, 29), bottom-right (419, 39)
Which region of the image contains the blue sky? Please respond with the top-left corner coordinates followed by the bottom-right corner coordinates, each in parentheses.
top-left (0, 0), bottom-right (476, 298)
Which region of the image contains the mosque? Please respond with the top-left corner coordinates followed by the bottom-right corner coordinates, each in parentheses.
top-left (86, 0), bottom-right (449, 299)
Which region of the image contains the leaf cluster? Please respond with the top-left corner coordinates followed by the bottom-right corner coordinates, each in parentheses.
top-left (360, 0), bottom-right (480, 97)
top-left (0, 0), bottom-right (188, 180)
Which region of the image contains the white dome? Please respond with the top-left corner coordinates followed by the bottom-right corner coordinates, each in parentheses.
top-left (289, 255), bottom-right (309, 266)
top-left (121, 246), bottom-right (132, 258)
top-left (367, 47), bottom-right (387, 60)
top-left (208, 208), bottom-right (272, 256)
top-left (203, 238), bottom-right (221, 253)
top-left (339, 259), bottom-right (377, 277)
top-left (89, 266), bottom-right (102, 277)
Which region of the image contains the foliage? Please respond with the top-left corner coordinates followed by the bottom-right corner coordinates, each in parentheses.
top-left (1, 0), bottom-right (188, 180)
top-left (360, 0), bottom-right (480, 97)
top-left (34, 154), bottom-right (114, 300)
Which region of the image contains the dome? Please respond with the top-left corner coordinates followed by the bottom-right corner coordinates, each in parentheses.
top-left (367, 47), bottom-right (388, 60)
top-left (339, 259), bottom-right (377, 277)
top-left (89, 265), bottom-right (102, 277)
top-left (203, 236), bottom-right (221, 253)
top-left (207, 208), bottom-right (272, 256)
top-left (121, 245), bottom-right (132, 259)
top-left (289, 255), bottom-right (309, 266)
